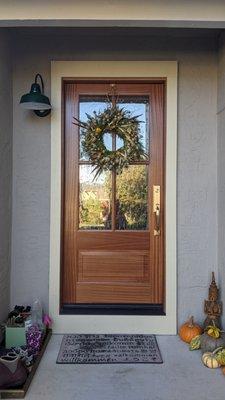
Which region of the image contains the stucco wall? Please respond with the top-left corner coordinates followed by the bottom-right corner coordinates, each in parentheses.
top-left (11, 30), bottom-right (218, 326)
top-left (218, 33), bottom-right (225, 328)
top-left (0, 0), bottom-right (225, 26)
top-left (0, 29), bottom-right (12, 323)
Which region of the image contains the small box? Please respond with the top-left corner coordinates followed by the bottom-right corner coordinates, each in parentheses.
top-left (5, 327), bottom-right (26, 349)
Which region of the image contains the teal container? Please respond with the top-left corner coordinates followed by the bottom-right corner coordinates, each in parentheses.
top-left (5, 327), bottom-right (26, 349)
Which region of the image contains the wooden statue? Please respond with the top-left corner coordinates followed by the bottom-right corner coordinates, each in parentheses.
top-left (204, 272), bottom-right (223, 329)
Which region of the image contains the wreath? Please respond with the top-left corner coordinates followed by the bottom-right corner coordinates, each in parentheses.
top-left (73, 105), bottom-right (146, 177)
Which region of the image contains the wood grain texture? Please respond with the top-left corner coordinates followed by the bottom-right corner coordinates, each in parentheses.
top-left (77, 231), bottom-right (149, 250)
top-left (61, 83), bottom-right (78, 303)
top-left (76, 284), bottom-right (153, 304)
top-left (61, 81), bottom-right (165, 308)
top-left (149, 83), bottom-right (165, 304)
top-left (78, 250), bottom-right (149, 283)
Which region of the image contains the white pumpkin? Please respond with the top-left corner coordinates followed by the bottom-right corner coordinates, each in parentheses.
top-left (202, 351), bottom-right (220, 369)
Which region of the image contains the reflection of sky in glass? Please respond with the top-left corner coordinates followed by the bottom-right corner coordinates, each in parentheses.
top-left (79, 99), bottom-right (149, 157)
top-left (80, 164), bottom-right (106, 185)
top-left (103, 133), bottom-right (113, 151)
top-left (79, 101), bottom-right (107, 121)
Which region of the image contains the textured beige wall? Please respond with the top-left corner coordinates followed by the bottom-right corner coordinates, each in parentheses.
top-left (0, 0), bottom-right (225, 23)
top-left (11, 30), bottom-right (218, 325)
top-left (0, 29), bottom-right (12, 323)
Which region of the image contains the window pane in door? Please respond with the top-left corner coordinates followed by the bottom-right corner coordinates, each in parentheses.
top-left (79, 165), bottom-right (112, 230)
top-left (116, 96), bottom-right (149, 156)
top-left (79, 96), bottom-right (112, 160)
top-left (116, 165), bottom-right (148, 230)
top-left (79, 95), bottom-right (149, 159)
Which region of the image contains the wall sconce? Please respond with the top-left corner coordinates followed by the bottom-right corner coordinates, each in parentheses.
top-left (20, 74), bottom-right (51, 117)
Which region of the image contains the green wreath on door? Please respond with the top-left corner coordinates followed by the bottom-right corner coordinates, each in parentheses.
top-left (73, 105), bottom-right (146, 178)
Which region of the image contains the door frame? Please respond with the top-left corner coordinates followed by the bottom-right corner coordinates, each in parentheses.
top-left (50, 61), bottom-right (177, 334)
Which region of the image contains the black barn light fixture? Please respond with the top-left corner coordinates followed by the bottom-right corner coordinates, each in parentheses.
top-left (20, 73), bottom-right (52, 117)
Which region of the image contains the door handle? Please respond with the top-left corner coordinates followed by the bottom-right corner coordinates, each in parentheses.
top-left (155, 206), bottom-right (160, 233)
top-left (153, 185), bottom-right (160, 236)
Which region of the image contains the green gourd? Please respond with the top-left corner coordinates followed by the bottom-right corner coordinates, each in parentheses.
top-left (215, 348), bottom-right (225, 365)
top-left (189, 335), bottom-right (201, 351)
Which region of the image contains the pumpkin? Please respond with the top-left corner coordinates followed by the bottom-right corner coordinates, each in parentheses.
top-left (200, 331), bottom-right (225, 354)
top-left (179, 316), bottom-right (203, 343)
top-left (189, 335), bottom-right (201, 351)
top-left (202, 348), bottom-right (222, 369)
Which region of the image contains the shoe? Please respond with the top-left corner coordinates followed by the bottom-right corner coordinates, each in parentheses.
top-left (0, 355), bottom-right (27, 389)
top-left (8, 348), bottom-right (34, 367)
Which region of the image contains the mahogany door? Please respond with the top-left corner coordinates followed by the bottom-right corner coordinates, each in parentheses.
top-left (61, 81), bottom-right (165, 313)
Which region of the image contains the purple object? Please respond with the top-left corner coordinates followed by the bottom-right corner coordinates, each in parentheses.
top-left (26, 325), bottom-right (42, 356)
top-left (43, 314), bottom-right (52, 327)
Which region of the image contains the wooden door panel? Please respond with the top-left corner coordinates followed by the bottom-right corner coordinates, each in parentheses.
top-left (78, 250), bottom-right (149, 283)
top-left (76, 284), bottom-right (153, 304)
top-left (61, 80), bottom-right (165, 311)
top-left (77, 231), bottom-right (149, 250)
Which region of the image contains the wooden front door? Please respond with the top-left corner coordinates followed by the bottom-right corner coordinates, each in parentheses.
top-left (61, 80), bottom-right (165, 314)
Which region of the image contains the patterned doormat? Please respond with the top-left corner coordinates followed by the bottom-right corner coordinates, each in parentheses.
top-left (57, 334), bottom-right (163, 364)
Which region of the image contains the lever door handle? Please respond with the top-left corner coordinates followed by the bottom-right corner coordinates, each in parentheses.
top-left (153, 185), bottom-right (160, 236)
top-left (155, 206), bottom-right (160, 232)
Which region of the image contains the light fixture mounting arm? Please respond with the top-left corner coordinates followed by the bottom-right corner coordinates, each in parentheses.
top-left (35, 73), bottom-right (45, 94)
top-left (34, 73), bottom-right (51, 117)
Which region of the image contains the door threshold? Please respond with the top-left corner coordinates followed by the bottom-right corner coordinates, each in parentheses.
top-left (61, 303), bottom-right (165, 315)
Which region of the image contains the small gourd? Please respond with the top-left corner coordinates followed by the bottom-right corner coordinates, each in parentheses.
top-left (202, 348), bottom-right (222, 369)
top-left (179, 316), bottom-right (203, 344)
top-left (215, 348), bottom-right (225, 366)
top-left (189, 335), bottom-right (201, 351)
top-left (207, 325), bottom-right (221, 339)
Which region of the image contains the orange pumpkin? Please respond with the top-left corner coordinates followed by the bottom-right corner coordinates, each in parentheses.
top-left (179, 316), bottom-right (203, 343)
top-left (221, 366), bottom-right (225, 375)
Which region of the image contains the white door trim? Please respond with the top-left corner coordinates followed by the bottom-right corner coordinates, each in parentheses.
top-left (50, 61), bottom-right (177, 334)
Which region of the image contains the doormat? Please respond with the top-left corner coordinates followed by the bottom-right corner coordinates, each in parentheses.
top-left (57, 334), bottom-right (163, 364)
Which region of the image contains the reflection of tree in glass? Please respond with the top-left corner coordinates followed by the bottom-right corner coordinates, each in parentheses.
top-left (80, 194), bottom-right (104, 229)
top-left (79, 166), bottom-right (147, 230)
top-left (79, 174), bottom-right (111, 229)
top-left (116, 165), bottom-right (148, 230)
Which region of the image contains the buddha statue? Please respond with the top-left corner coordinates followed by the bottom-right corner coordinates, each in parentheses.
top-left (204, 272), bottom-right (223, 329)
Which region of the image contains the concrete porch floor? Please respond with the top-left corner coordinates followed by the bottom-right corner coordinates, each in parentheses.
top-left (24, 335), bottom-right (225, 400)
